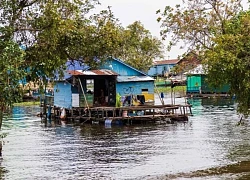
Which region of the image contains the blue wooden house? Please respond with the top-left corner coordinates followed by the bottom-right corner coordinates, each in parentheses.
top-left (147, 59), bottom-right (180, 77)
top-left (102, 58), bottom-right (155, 105)
top-left (53, 58), bottom-right (155, 109)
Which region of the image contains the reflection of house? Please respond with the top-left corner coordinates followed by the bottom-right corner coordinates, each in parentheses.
top-left (186, 65), bottom-right (229, 94)
top-left (53, 58), bottom-right (155, 109)
top-left (147, 59), bottom-right (180, 77)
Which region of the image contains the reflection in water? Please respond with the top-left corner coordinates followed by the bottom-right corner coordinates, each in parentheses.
top-left (0, 98), bottom-right (249, 179)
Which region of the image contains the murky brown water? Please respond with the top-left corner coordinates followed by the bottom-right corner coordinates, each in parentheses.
top-left (1, 95), bottom-right (250, 180)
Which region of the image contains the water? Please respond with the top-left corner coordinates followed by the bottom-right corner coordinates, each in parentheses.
top-left (0, 96), bottom-right (250, 179)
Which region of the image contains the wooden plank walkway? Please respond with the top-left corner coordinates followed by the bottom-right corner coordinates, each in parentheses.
top-left (49, 104), bottom-right (192, 125)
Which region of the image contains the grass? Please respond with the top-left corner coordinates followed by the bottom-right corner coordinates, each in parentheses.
top-left (13, 101), bottom-right (40, 106)
top-left (155, 86), bottom-right (186, 93)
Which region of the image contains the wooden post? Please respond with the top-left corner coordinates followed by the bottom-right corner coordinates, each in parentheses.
top-left (53, 106), bottom-right (56, 121)
top-left (171, 88), bottom-right (173, 105)
top-left (78, 78), bottom-right (89, 111)
top-left (43, 99), bottom-right (47, 126)
top-left (154, 83), bottom-right (164, 105)
top-left (102, 109), bottom-right (105, 121)
top-left (189, 106), bottom-right (192, 115)
top-left (71, 109), bottom-right (73, 122)
top-left (174, 89), bottom-right (176, 105)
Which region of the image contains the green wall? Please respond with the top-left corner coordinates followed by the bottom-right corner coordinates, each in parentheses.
top-left (187, 75), bottom-right (230, 94)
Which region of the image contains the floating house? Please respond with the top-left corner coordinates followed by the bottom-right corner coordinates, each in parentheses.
top-left (53, 58), bottom-right (155, 109)
top-left (42, 59), bottom-right (192, 125)
top-left (147, 59), bottom-right (180, 77)
top-left (186, 64), bottom-right (229, 95)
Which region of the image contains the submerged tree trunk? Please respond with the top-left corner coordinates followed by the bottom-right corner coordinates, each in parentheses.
top-left (0, 106), bottom-right (4, 157)
top-left (0, 106), bottom-right (4, 130)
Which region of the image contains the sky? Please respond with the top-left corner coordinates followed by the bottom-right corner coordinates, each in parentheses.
top-left (94, 0), bottom-right (184, 60)
top-left (95, 0), bottom-right (249, 60)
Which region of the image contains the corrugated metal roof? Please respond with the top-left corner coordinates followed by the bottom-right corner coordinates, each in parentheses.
top-left (117, 76), bottom-right (154, 82)
top-left (68, 69), bottom-right (118, 76)
top-left (154, 59), bottom-right (180, 65)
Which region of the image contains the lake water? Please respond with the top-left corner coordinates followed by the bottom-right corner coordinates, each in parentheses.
top-left (1, 95), bottom-right (250, 180)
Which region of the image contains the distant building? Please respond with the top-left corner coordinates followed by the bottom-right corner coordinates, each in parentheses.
top-left (147, 59), bottom-right (180, 77)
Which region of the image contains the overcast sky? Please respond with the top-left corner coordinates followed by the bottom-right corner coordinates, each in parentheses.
top-left (94, 0), bottom-right (183, 60)
top-left (95, 0), bottom-right (249, 60)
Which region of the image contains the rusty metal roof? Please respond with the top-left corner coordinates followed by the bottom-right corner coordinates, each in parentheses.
top-left (154, 59), bottom-right (180, 65)
top-left (68, 69), bottom-right (118, 76)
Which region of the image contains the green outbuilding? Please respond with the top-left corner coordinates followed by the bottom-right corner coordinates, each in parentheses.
top-left (186, 65), bottom-right (229, 94)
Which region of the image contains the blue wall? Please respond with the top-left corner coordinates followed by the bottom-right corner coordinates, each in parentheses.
top-left (116, 81), bottom-right (154, 97)
top-left (148, 64), bottom-right (175, 76)
top-left (54, 82), bottom-right (72, 109)
top-left (102, 59), bottom-right (143, 76)
top-left (148, 66), bottom-right (157, 76)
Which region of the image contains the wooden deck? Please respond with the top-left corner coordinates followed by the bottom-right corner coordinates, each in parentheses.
top-left (48, 104), bottom-right (192, 125)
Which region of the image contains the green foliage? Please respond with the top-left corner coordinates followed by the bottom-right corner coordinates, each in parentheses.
top-left (155, 86), bottom-right (186, 94)
top-left (13, 101), bottom-right (40, 106)
top-left (1, 1), bottom-right (163, 80)
top-left (205, 11), bottom-right (250, 116)
top-left (0, 40), bottom-right (26, 129)
top-left (0, 0), bottom-right (163, 131)
top-left (158, 0), bottom-right (250, 116)
top-left (0, 0), bottom-right (101, 129)
top-left (157, 0), bottom-right (243, 53)
top-left (116, 21), bottom-right (164, 72)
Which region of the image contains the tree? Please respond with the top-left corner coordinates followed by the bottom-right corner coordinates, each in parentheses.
top-left (64, 7), bottom-right (125, 69)
top-left (171, 52), bottom-right (200, 75)
top-left (0, 40), bottom-right (26, 130)
top-left (117, 21), bottom-right (164, 72)
top-left (0, 0), bottom-right (119, 129)
top-left (158, 0), bottom-right (250, 116)
top-left (157, 0), bottom-right (243, 52)
top-left (205, 11), bottom-right (250, 116)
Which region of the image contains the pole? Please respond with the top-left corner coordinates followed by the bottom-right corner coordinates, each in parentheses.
top-left (43, 83), bottom-right (47, 126)
top-left (171, 88), bottom-right (173, 105)
top-left (154, 83), bottom-right (164, 105)
top-left (78, 78), bottom-right (89, 111)
top-left (174, 88), bottom-right (175, 105)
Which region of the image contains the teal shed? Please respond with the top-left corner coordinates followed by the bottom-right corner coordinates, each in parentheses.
top-left (186, 65), bottom-right (229, 94)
